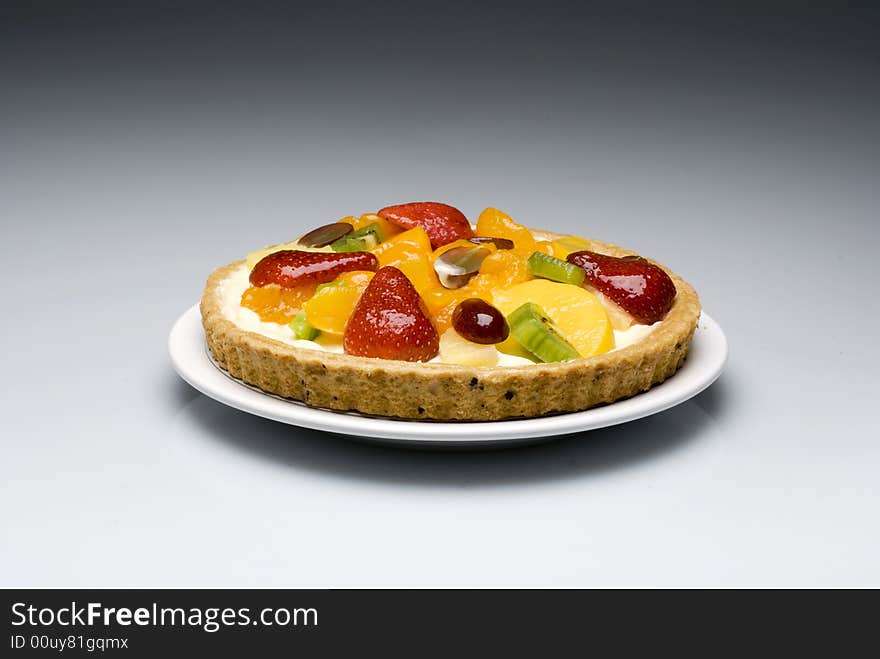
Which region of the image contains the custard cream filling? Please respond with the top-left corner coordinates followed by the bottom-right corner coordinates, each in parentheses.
top-left (218, 264), bottom-right (658, 366)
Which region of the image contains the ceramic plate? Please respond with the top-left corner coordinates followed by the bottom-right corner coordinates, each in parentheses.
top-left (169, 304), bottom-right (727, 448)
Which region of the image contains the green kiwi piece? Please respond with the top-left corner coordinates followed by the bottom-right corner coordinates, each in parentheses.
top-left (289, 310), bottom-right (320, 341)
top-left (507, 302), bottom-right (580, 363)
top-left (527, 251), bottom-right (585, 286)
top-left (330, 222), bottom-right (383, 252)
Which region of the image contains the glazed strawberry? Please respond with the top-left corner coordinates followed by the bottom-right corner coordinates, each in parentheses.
top-left (566, 251), bottom-right (676, 324)
top-left (378, 202), bottom-right (474, 249)
top-left (343, 266), bottom-right (440, 362)
top-left (249, 250), bottom-right (378, 288)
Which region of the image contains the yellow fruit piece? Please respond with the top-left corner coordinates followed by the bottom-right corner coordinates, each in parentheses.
top-left (552, 235), bottom-right (593, 255)
top-left (301, 285), bottom-right (363, 335)
top-left (535, 240), bottom-right (570, 259)
top-left (314, 332), bottom-right (343, 350)
top-left (395, 258), bottom-right (438, 293)
top-left (479, 250), bottom-right (532, 289)
top-left (350, 213), bottom-right (403, 240)
top-left (475, 207), bottom-right (537, 253)
top-left (492, 279), bottom-right (614, 358)
top-left (495, 334), bottom-right (538, 361)
top-left (438, 328), bottom-right (499, 367)
top-left (587, 286), bottom-right (634, 330)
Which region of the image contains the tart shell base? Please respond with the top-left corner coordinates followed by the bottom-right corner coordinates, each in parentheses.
top-left (200, 239), bottom-right (701, 421)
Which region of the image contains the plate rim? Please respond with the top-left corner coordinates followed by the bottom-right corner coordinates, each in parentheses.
top-left (169, 304), bottom-right (727, 444)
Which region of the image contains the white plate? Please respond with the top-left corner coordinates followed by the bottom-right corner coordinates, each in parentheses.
top-left (169, 304), bottom-right (727, 448)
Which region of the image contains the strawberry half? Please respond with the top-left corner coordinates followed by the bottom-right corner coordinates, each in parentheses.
top-left (249, 250), bottom-right (378, 288)
top-left (566, 251), bottom-right (677, 324)
top-left (343, 266), bottom-right (440, 362)
top-left (378, 201), bottom-right (474, 249)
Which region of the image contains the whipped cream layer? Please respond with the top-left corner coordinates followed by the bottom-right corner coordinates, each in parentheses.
top-left (218, 264), bottom-right (657, 367)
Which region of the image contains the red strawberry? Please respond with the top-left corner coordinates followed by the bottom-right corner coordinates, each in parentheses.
top-left (378, 202), bottom-right (474, 249)
top-left (566, 251), bottom-right (677, 324)
top-left (343, 266), bottom-right (440, 362)
top-left (249, 250), bottom-right (378, 288)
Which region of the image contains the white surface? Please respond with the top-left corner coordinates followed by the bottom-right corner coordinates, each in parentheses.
top-left (169, 304), bottom-right (727, 446)
top-left (3, 15), bottom-right (879, 586)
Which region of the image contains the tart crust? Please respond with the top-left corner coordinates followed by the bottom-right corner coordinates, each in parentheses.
top-left (200, 238), bottom-right (701, 420)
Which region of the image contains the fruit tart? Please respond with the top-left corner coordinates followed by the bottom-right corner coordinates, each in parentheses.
top-left (200, 203), bottom-right (701, 420)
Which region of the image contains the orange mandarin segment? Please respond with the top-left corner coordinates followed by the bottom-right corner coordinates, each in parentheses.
top-left (478, 249), bottom-right (532, 289)
top-left (421, 287), bottom-right (465, 334)
top-left (475, 207), bottom-right (537, 253)
top-left (350, 213), bottom-right (403, 240)
top-left (241, 284), bottom-right (316, 324)
top-left (465, 273), bottom-right (498, 297)
top-left (370, 227), bottom-right (437, 292)
top-left (426, 294), bottom-right (479, 334)
top-left (431, 301), bottom-right (460, 334)
top-left (421, 286), bottom-right (461, 317)
top-left (372, 226), bottom-right (433, 264)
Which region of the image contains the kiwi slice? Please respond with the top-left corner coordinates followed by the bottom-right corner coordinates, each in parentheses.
top-left (527, 251), bottom-right (585, 286)
top-left (507, 302), bottom-right (581, 362)
top-left (331, 222), bottom-right (383, 252)
top-left (289, 310), bottom-right (320, 341)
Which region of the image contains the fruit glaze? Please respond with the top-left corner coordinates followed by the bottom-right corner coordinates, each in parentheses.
top-left (217, 203), bottom-right (676, 368)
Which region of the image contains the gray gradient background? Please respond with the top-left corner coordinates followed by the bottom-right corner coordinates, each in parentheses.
top-left (1, 2), bottom-right (878, 586)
